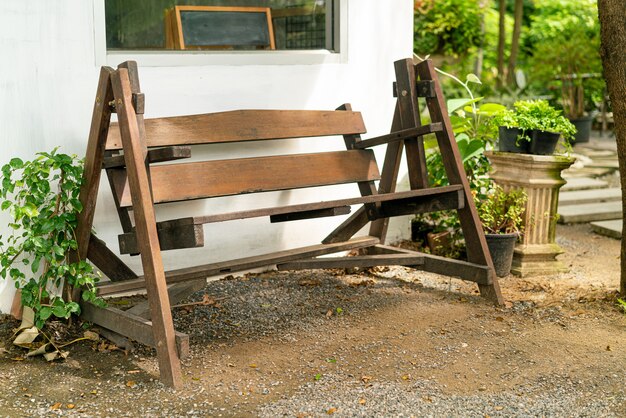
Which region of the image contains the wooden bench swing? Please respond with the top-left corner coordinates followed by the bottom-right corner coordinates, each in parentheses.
top-left (74, 58), bottom-right (503, 388)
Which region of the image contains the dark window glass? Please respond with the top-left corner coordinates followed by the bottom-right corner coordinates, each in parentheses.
top-left (105, 0), bottom-right (334, 51)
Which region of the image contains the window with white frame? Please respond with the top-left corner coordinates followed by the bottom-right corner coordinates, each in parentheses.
top-left (105, 0), bottom-right (337, 52)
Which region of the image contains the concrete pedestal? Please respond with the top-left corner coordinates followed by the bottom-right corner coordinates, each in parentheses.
top-left (485, 151), bottom-right (575, 277)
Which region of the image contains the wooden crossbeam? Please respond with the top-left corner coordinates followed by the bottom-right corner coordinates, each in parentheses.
top-left (277, 254), bottom-right (425, 270)
top-left (354, 123), bottom-right (442, 149)
top-left (97, 235), bottom-right (380, 296)
top-left (363, 244), bottom-right (492, 285)
top-left (80, 302), bottom-right (190, 359)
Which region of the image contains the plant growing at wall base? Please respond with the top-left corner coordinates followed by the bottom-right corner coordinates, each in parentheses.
top-left (0, 148), bottom-right (103, 328)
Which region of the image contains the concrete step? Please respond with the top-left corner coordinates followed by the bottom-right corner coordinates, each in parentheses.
top-left (561, 177), bottom-right (609, 191)
top-left (591, 219), bottom-right (622, 239)
top-left (559, 187), bottom-right (622, 206)
top-left (558, 201), bottom-right (622, 223)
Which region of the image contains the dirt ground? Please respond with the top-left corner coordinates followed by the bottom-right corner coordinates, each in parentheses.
top-left (0, 223), bottom-right (624, 417)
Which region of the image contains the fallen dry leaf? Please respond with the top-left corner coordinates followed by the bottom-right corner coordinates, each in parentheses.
top-left (359, 398), bottom-right (366, 405)
top-left (326, 407), bottom-right (337, 415)
top-left (361, 375), bottom-right (372, 384)
top-left (126, 381), bottom-right (136, 388)
top-left (50, 402), bottom-right (62, 410)
top-left (13, 326), bottom-right (40, 347)
top-left (66, 404), bottom-right (75, 409)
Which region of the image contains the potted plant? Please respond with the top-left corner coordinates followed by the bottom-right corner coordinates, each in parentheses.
top-left (475, 184), bottom-right (527, 277)
top-left (511, 100), bottom-right (576, 155)
top-left (492, 108), bottom-right (529, 154)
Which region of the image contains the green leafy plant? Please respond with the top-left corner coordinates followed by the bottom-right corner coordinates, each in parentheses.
top-left (617, 298), bottom-right (626, 315)
top-left (413, 0), bottom-right (484, 58)
top-left (513, 100), bottom-right (576, 140)
top-left (0, 148), bottom-right (103, 328)
top-left (412, 62), bottom-right (504, 256)
top-left (476, 184), bottom-right (527, 235)
top-left (525, 0), bottom-right (603, 119)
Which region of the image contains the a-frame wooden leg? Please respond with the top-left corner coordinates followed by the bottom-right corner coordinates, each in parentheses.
top-left (414, 59), bottom-right (503, 305)
top-left (110, 67), bottom-right (183, 388)
top-left (73, 66), bottom-right (116, 300)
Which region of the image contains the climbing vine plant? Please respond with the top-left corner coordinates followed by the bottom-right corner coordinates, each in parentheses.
top-left (0, 148), bottom-right (102, 328)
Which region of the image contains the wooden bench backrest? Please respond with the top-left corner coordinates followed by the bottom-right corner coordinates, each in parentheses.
top-left (107, 109), bottom-right (380, 207)
top-left (106, 109), bottom-right (366, 149)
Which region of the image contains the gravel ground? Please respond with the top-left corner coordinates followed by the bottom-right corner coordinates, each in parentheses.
top-left (0, 224), bottom-right (624, 417)
top-left (260, 375), bottom-right (624, 417)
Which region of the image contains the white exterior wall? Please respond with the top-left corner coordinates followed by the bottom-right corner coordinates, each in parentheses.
top-left (0, 0), bottom-right (414, 312)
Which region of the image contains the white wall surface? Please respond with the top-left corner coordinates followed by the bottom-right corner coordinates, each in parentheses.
top-left (0, 0), bottom-right (414, 312)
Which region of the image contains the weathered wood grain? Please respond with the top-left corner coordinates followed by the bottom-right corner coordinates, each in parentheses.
top-left (111, 66), bottom-right (182, 388)
top-left (106, 110), bottom-right (367, 149)
top-left (111, 150), bottom-right (380, 207)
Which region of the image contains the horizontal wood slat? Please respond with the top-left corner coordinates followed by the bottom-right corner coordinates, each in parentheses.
top-left (96, 235), bottom-right (380, 295)
top-left (106, 110), bottom-right (367, 150)
top-left (112, 150), bottom-right (380, 207)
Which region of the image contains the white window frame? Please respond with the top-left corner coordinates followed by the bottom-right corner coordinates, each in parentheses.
top-left (93, 0), bottom-right (348, 67)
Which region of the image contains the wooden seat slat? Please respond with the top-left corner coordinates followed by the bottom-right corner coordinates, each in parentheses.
top-left (111, 150), bottom-right (380, 207)
top-left (106, 109), bottom-right (367, 150)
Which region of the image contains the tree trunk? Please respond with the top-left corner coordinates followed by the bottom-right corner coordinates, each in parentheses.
top-left (473, 0), bottom-right (488, 79)
top-left (496, 0), bottom-right (506, 89)
top-left (506, 0), bottom-right (523, 87)
top-left (598, 0), bottom-right (626, 295)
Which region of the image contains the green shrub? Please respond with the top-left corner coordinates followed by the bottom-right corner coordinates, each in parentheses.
top-left (0, 149), bottom-right (103, 328)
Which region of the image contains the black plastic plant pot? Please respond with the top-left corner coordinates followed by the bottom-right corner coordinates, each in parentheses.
top-left (498, 126), bottom-right (529, 153)
top-left (529, 129), bottom-right (560, 155)
top-left (570, 115), bottom-right (593, 144)
top-left (485, 232), bottom-right (518, 277)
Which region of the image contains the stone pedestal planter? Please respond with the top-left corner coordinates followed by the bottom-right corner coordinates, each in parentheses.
top-left (485, 151), bottom-right (575, 276)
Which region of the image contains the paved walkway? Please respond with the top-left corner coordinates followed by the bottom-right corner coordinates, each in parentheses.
top-left (558, 131), bottom-right (622, 238)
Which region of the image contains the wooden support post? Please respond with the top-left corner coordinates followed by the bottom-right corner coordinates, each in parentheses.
top-left (394, 59), bottom-right (429, 190)
top-left (414, 59), bottom-right (503, 305)
top-left (110, 66), bottom-right (182, 388)
top-left (74, 66), bottom-right (116, 278)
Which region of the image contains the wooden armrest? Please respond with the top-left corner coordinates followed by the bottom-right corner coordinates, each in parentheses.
top-left (354, 123), bottom-right (442, 149)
